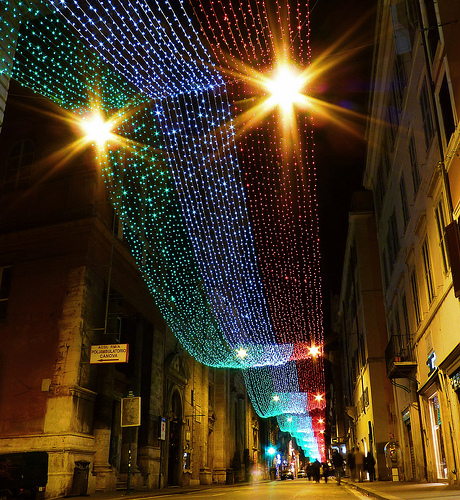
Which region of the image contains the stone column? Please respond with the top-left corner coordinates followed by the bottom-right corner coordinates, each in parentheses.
top-left (120, 318), bottom-right (143, 487)
top-left (93, 365), bottom-right (117, 490)
top-left (212, 370), bottom-right (230, 484)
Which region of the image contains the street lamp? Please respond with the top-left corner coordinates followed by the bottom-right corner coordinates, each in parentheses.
top-left (267, 446), bottom-right (276, 480)
top-left (80, 112), bottom-right (114, 147)
top-left (308, 344), bottom-right (321, 358)
top-left (266, 64), bottom-right (306, 116)
top-left (236, 347), bottom-right (247, 359)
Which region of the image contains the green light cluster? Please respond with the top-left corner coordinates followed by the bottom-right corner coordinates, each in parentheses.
top-left (10, 7), bottom-right (138, 111)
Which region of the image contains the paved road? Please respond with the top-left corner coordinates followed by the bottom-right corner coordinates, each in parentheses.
top-left (144, 480), bottom-right (369, 500)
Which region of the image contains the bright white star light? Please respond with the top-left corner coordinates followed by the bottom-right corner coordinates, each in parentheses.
top-left (236, 348), bottom-right (248, 359)
top-left (80, 112), bottom-right (114, 146)
top-left (266, 64), bottom-right (305, 113)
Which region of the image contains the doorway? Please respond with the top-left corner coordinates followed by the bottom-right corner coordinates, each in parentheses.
top-left (402, 412), bottom-right (416, 479)
top-left (428, 392), bottom-right (447, 479)
top-left (168, 391), bottom-right (182, 486)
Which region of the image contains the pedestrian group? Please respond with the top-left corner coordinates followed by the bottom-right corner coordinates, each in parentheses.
top-left (304, 447), bottom-right (376, 485)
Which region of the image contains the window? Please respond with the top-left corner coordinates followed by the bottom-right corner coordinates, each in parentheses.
top-left (394, 304), bottom-right (402, 337)
top-left (438, 74), bottom-right (456, 144)
top-left (406, 0), bottom-right (419, 45)
top-left (382, 144), bottom-right (392, 177)
top-left (393, 55), bottom-right (407, 110)
top-left (408, 133), bottom-right (420, 194)
top-left (374, 161), bottom-right (386, 217)
top-left (422, 237), bottom-right (435, 304)
top-left (351, 241), bottom-right (358, 292)
top-left (2, 140), bottom-right (35, 190)
top-left (387, 210), bottom-right (400, 269)
top-left (410, 267), bottom-right (422, 325)
top-left (402, 293), bottom-right (411, 334)
top-left (423, 0), bottom-right (440, 62)
top-left (382, 249), bottom-right (390, 290)
top-left (346, 250), bottom-right (358, 320)
top-left (420, 78), bottom-right (435, 151)
top-left (0, 266), bottom-right (12, 320)
top-left (400, 175), bottom-right (409, 229)
top-left (391, 1), bottom-right (418, 54)
top-left (434, 197), bottom-right (449, 274)
top-left (386, 103), bottom-right (398, 152)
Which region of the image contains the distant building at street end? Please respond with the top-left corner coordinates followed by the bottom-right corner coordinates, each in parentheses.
top-left (333, 190), bottom-right (394, 481)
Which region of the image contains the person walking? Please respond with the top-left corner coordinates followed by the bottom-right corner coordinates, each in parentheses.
top-left (322, 461), bottom-right (330, 483)
top-left (347, 449), bottom-right (355, 481)
top-left (354, 447), bottom-right (365, 482)
top-left (311, 459), bottom-right (321, 483)
top-left (366, 452), bottom-right (376, 481)
top-left (331, 450), bottom-right (344, 485)
top-left (306, 462), bottom-right (312, 481)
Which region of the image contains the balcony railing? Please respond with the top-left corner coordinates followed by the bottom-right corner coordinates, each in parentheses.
top-left (385, 334), bottom-right (417, 379)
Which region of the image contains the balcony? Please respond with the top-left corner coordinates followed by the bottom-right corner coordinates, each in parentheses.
top-left (385, 334), bottom-right (417, 379)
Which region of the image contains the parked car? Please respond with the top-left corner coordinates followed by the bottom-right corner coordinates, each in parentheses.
top-left (280, 468), bottom-right (295, 480)
top-left (297, 469), bottom-right (306, 478)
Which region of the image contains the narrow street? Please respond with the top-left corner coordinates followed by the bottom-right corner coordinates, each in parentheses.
top-left (3, 1), bottom-right (460, 498)
top-left (144, 480), bottom-right (369, 500)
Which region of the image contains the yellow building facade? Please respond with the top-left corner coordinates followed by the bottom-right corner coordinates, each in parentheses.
top-left (364, 0), bottom-right (460, 485)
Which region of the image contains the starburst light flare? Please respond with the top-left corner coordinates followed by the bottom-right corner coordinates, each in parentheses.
top-left (265, 63), bottom-right (310, 117)
top-left (80, 112), bottom-right (114, 146)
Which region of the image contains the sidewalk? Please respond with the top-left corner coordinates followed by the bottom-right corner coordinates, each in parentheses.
top-left (342, 478), bottom-right (460, 500)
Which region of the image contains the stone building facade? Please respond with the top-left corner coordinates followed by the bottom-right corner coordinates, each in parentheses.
top-left (0, 81), bottom-right (262, 497)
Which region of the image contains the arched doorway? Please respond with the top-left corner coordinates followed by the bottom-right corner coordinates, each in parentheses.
top-left (168, 390), bottom-right (182, 486)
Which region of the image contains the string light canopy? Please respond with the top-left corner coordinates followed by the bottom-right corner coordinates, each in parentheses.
top-left (277, 414), bottom-right (321, 460)
top-left (3, 0), bottom-right (328, 459)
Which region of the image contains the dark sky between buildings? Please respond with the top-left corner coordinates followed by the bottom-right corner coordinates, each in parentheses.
top-left (309, 0), bottom-right (377, 334)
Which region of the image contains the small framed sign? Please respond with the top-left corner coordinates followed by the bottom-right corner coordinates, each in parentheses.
top-left (121, 396), bottom-right (141, 427)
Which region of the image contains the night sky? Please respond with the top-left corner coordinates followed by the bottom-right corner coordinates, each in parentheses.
top-left (309, 0), bottom-right (377, 334)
